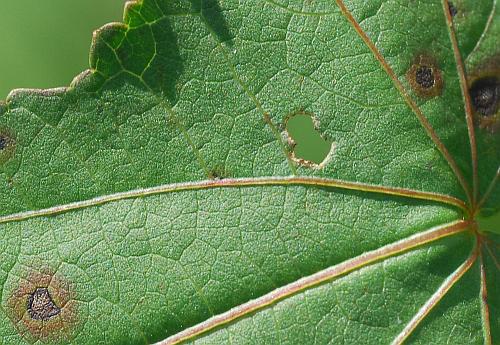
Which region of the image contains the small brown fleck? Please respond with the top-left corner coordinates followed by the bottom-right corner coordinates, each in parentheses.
top-left (406, 55), bottom-right (443, 98)
top-left (0, 135), bottom-right (8, 150)
top-left (0, 132), bottom-right (13, 151)
top-left (208, 165), bottom-right (229, 180)
top-left (0, 131), bottom-right (15, 163)
top-left (448, 2), bottom-right (458, 17)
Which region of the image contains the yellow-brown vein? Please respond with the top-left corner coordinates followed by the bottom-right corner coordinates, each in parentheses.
top-left (480, 249), bottom-right (492, 345)
top-left (157, 220), bottom-right (471, 345)
top-left (391, 240), bottom-right (478, 345)
top-left (334, 0), bottom-right (473, 206)
top-left (0, 176), bottom-right (467, 226)
top-left (442, 0), bottom-right (479, 206)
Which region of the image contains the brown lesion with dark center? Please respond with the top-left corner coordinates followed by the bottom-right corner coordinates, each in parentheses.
top-left (27, 287), bottom-right (61, 321)
top-left (208, 164), bottom-right (230, 180)
top-left (470, 77), bottom-right (499, 116)
top-left (468, 56), bottom-right (500, 133)
top-left (406, 54), bottom-right (443, 98)
top-left (5, 268), bottom-right (79, 343)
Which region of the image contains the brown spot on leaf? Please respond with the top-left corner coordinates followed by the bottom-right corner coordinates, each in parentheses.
top-left (468, 55), bottom-right (500, 133)
top-left (470, 77), bottom-right (499, 117)
top-left (6, 268), bottom-right (79, 343)
top-left (415, 65), bottom-right (436, 89)
top-left (0, 134), bottom-right (8, 151)
top-left (406, 55), bottom-right (443, 98)
top-left (0, 130), bottom-right (15, 163)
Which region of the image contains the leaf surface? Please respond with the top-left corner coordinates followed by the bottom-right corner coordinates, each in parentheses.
top-left (0, 0), bottom-right (498, 344)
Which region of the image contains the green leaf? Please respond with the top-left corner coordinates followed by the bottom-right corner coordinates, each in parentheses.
top-left (0, 0), bottom-right (498, 344)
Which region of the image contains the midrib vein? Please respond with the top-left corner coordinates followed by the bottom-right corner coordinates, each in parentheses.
top-left (0, 176), bottom-right (467, 225)
top-left (157, 220), bottom-right (471, 345)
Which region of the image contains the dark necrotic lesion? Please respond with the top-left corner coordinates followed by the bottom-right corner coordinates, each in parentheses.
top-left (415, 66), bottom-right (435, 89)
top-left (0, 135), bottom-right (8, 150)
top-left (470, 77), bottom-right (500, 116)
top-left (27, 288), bottom-right (61, 321)
top-left (448, 2), bottom-right (458, 17)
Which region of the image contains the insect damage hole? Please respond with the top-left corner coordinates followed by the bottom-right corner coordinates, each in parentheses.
top-left (27, 288), bottom-right (61, 321)
top-left (406, 55), bottom-right (443, 98)
top-left (285, 112), bottom-right (334, 168)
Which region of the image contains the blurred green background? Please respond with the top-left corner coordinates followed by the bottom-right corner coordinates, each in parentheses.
top-left (0, 0), bottom-right (124, 99)
top-left (0, 0), bottom-right (328, 164)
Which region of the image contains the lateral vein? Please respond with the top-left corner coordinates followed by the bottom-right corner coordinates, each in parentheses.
top-left (391, 242), bottom-right (478, 345)
top-left (0, 176), bottom-right (466, 225)
top-left (156, 220), bottom-right (471, 345)
top-left (334, 0), bottom-right (473, 206)
top-left (442, 0), bottom-right (479, 206)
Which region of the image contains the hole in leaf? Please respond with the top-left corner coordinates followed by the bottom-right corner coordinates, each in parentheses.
top-left (406, 55), bottom-right (443, 98)
top-left (27, 288), bottom-right (61, 321)
top-left (285, 112), bottom-right (333, 167)
top-left (0, 0), bottom-right (123, 99)
top-left (470, 77), bottom-right (499, 117)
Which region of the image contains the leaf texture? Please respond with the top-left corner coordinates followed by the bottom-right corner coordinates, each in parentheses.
top-left (0, 0), bottom-right (498, 344)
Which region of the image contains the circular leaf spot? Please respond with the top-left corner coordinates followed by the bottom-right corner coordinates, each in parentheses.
top-left (406, 55), bottom-right (443, 98)
top-left (469, 77), bottom-right (499, 116)
top-left (6, 269), bottom-right (79, 343)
